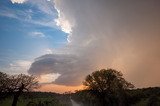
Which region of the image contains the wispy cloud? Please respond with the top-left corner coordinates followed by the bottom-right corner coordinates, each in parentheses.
top-left (29, 31), bottom-right (46, 38)
top-left (0, 7), bottom-right (19, 19)
top-left (29, 0), bottom-right (56, 16)
top-left (0, 8), bottom-right (56, 28)
top-left (45, 48), bottom-right (53, 54)
top-left (1, 60), bottom-right (32, 75)
top-left (10, 60), bottom-right (31, 68)
top-left (0, 1), bottom-right (58, 28)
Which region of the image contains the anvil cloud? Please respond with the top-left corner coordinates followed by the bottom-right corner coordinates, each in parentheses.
top-left (29, 0), bottom-right (160, 87)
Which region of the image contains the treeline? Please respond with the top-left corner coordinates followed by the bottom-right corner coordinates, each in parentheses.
top-left (127, 87), bottom-right (160, 105)
top-left (71, 87), bottom-right (160, 106)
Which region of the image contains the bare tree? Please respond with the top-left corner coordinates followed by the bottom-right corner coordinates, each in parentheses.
top-left (0, 72), bottom-right (39, 106)
top-left (10, 74), bottom-right (39, 106)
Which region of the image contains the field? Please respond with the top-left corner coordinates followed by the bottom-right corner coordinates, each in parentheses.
top-left (0, 92), bottom-right (72, 106)
top-left (1, 87), bottom-right (160, 106)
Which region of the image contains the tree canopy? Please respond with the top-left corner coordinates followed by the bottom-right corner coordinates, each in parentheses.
top-left (83, 69), bottom-right (134, 93)
top-left (0, 72), bottom-right (38, 93)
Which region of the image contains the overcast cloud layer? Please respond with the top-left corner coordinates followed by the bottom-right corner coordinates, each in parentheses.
top-left (29, 0), bottom-right (160, 87)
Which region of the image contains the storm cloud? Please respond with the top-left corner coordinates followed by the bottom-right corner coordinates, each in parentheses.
top-left (29, 0), bottom-right (160, 87)
top-left (28, 54), bottom-right (93, 85)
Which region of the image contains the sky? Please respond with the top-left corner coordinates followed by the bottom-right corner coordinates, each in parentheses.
top-left (1, 0), bottom-right (160, 93)
top-left (0, 0), bottom-right (68, 74)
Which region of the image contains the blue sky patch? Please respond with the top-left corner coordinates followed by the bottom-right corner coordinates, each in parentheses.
top-left (0, 0), bottom-right (67, 74)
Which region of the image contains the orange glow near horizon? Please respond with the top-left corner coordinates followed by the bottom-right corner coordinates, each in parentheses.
top-left (36, 84), bottom-right (84, 94)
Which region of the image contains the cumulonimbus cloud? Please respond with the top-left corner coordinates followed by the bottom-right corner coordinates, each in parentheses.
top-left (29, 0), bottom-right (160, 87)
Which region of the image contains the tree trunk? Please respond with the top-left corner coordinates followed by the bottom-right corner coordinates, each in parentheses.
top-left (12, 84), bottom-right (24, 106)
top-left (12, 93), bottom-right (20, 106)
top-left (100, 92), bottom-right (106, 106)
top-left (118, 89), bottom-right (128, 106)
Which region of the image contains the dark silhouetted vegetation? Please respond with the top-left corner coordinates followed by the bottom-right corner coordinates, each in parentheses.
top-left (0, 92), bottom-right (72, 106)
top-left (1, 69), bottom-right (160, 106)
top-left (82, 69), bottom-right (134, 106)
top-left (71, 87), bottom-right (160, 106)
top-left (71, 69), bottom-right (160, 106)
top-left (0, 72), bottom-right (39, 106)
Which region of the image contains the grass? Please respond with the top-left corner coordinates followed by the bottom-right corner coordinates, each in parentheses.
top-left (0, 97), bottom-right (62, 106)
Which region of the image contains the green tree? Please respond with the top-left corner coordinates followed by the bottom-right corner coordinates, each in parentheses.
top-left (83, 69), bottom-right (134, 106)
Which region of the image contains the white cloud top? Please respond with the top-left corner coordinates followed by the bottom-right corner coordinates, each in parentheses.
top-left (11, 0), bottom-right (26, 4)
